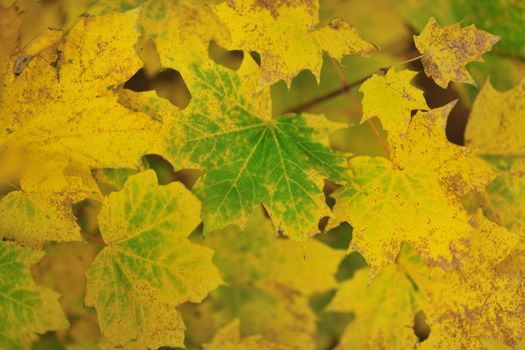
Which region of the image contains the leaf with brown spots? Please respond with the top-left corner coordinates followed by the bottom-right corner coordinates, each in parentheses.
top-left (329, 213), bottom-right (522, 350)
top-left (211, 0), bottom-right (375, 86)
top-left (414, 17), bottom-right (500, 88)
top-left (0, 10), bottom-right (160, 183)
top-left (331, 103), bottom-right (493, 273)
top-left (0, 159), bottom-right (99, 246)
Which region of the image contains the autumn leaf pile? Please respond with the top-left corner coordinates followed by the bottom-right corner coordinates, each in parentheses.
top-left (0, 0), bottom-right (524, 349)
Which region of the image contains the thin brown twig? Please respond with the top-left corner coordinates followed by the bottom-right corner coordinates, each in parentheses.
top-left (284, 75), bottom-right (369, 114)
top-left (284, 51), bottom-right (425, 156)
top-left (285, 51), bottom-right (424, 116)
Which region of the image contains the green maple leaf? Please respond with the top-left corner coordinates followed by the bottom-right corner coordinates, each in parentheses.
top-left (85, 170), bottom-right (222, 348)
top-left (0, 241), bottom-right (68, 350)
top-left (126, 58), bottom-right (350, 242)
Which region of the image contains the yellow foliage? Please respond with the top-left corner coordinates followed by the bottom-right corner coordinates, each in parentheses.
top-left (212, 0), bottom-right (375, 86)
top-left (359, 69), bottom-right (428, 146)
top-left (203, 320), bottom-right (290, 350)
top-left (465, 78), bottom-right (525, 156)
top-left (332, 103), bottom-right (493, 273)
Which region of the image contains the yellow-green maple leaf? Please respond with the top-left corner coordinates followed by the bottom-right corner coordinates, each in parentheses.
top-left (414, 17), bottom-right (500, 88)
top-left (332, 103), bottom-right (493, 272)
top-left (85, 170), bottom-right (222, 348)
top-left (0, 241), bottom-right (69, 350)
top-left (184, 208), bottom-right (342, 349)
top-left (327, 266), bottom-right (422, 349)
top-left (205, 206), bottom-right (344, 295)
top-left (359, 69), bottom-right (428, 146)
top-left (0, 160), bottom-right (98, 246)
top-left (0, 9), bottom-right (160, 173)
top-left (203, 320), bottom-right (290, 350)
top-left (465, 78), bottom-right (525, 238)
top-left (211, 0), bottom-right (375, 86)
top-left (134, 1), bottom-right (348, 244)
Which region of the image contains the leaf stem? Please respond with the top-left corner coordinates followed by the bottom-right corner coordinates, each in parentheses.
top-left (0, 179), bottom-right (23, 192)
top-left (394, 54), bottom-right (424, 66)
top-left (81, 232), bottom-right (105, 245)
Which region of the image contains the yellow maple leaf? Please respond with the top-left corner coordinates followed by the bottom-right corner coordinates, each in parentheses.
top-left (408, 214), bottom-right (523, 350)
top-left (203, 320), bottom-right (290, 350)
top-left (212, 0), bottom-right (375, 86)
top-left (465, 78), bottom-right (525, 157)
top-left (138, 0), bottom-right (230, 77)
top-left (414, 17), bottom-right (500, 88)
top-left (329, 213), bottom-right (522, 350)
top-left (0, 10), bottom-right (160, 173)
top-left (332, 103), bottom-right (493, 273)
top-left (359, 69), bottom-right (428, 146)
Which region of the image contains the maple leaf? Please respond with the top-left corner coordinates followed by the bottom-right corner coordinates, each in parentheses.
top-left (211, 0), bottom-right (375, 86)
top-left (465, 78), bottom-right (525, 238)
top-left (137, 0), bottom-right (230, 75)
top-left (0, 160), bottom-right (98, 246)
top-left (85, 170), bottom-right (222, 348)
top-left (465, 79), bottom-right (525, 157)
top-left (183, 208), bottom-right (342, 349)
top-left (31, 241), bottom-right (101, 347)
top-left (191, 285), bottom-right (319, 350)
top-left (359, 69), bottom-right (428, 146)
top-left (0, 10), bottom-right (160, 173)
top-left (414, 17), bottom-right (500, 88)
top-left (329, 213), bottom-right (522, 350)
top-left (327, 264), bottom-right (422, 349)
top-left (410, 214), bottom-right (523, 350)
top-left (331, 103), bottom-right (493, 273)
top-left (0, 241), bottom-right (69, 350)
top-left (203, 319), bottom-right (290, 350)
top-left (204, 207), bottom-right (344, 295)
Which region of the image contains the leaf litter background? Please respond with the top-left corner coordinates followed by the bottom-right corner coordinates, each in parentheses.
top-left (0, 0), bottom-right (524, 349)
